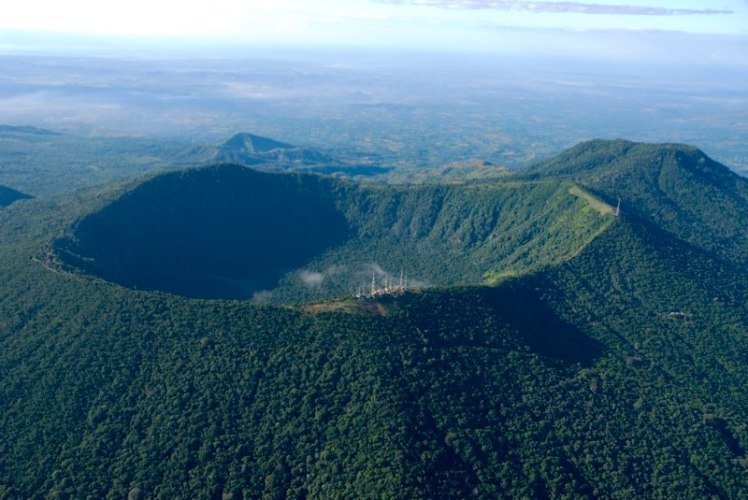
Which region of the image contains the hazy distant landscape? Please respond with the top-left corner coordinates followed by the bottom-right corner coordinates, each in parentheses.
top-left (1, 52), bottom-right (746, 182)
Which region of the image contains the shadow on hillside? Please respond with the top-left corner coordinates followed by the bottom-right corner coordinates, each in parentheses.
top-left (483, 284), bottom-right (604, 368)
top-left (55, 166), bottom-right (351, 300)
top-left (400, 284), bottom-right (604, 368)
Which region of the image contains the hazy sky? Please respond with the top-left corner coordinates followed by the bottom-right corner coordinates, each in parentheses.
top-left (1, 0), bottom-right (746, 60)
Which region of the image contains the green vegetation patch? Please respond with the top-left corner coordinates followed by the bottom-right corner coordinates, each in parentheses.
top-left (568, 185), bottom-right (613, 215)
top-left (54, 166), bottom-right (616, 303)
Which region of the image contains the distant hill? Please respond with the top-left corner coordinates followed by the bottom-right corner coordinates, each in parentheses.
top-left (0, 185), bottom-right (31, 207)
top-left (211, 132), bottom-right (392, 177)
top-left (387, 159), bottom-right (509, 184)
top-left (212, 132), bottom-right (335, 166)
top-left (524, 139), bottom-right (748, 265)
top-left (1, 140), bottom-right (746, 498)
top-left (221, 132), bottom-right (294, 154)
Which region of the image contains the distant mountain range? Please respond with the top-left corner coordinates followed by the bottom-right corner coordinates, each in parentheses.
top-left (0, 125), bottom-right (60, 136)
top-left (1, 139), bottom-right (746, 498)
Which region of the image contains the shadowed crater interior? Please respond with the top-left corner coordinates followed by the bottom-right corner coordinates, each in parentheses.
top-left (55, 165), bottom-right (350, 299)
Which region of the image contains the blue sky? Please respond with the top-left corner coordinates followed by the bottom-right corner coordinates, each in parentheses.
top-left (1, 0), bottom-right (746, 60)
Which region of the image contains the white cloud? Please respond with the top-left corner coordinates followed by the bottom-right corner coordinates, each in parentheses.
top-left (300, 270), bottom-right (326, 287)
top-left (376, 1), bottom-right (733, 16)
top-left (0, 0), bottom-right (324, 38)
top-left (1, 0), bottom-right (744, 53)
top-left (251, 289), bottom-right (274, 303)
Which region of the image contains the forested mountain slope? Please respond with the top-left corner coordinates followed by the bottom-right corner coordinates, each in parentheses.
top-left (0, 140), bottom-right (746, 498)
top-left (525, 139), bottom-right (748, 265)
top-left (1, 211), bottom-right (746, 498)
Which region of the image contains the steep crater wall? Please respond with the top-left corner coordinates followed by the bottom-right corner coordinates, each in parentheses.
top-left (55, 165), bottom-right (350, 299)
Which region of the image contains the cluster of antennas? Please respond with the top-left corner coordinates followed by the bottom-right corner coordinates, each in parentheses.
top-left (356, 269), bottom-right (408, 299)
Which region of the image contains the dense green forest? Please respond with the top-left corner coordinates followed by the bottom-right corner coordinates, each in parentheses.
top-left (54, 165), bottom-right (612, 301)
top-left (0, 139), bottom-right (747, 498)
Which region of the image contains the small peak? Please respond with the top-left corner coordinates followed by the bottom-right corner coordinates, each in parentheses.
top-left (0, 185), bottom-right (33, 207)
top-left (222, 133), bottom-right (294, 154)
